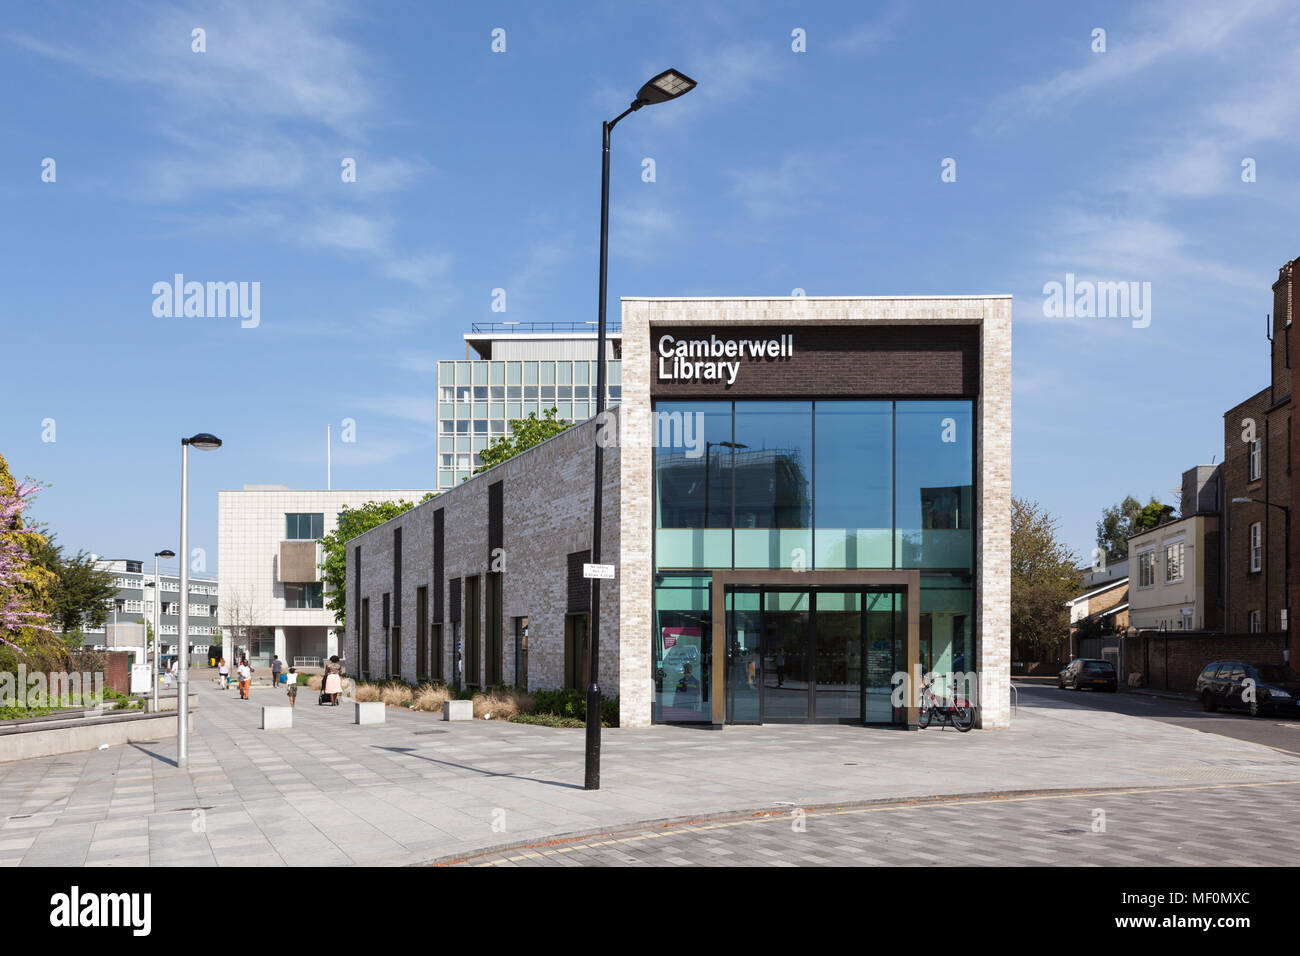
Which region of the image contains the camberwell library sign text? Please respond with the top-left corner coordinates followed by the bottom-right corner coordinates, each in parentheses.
top-left (346, 296), bottom-right (1011, 730)
top-left (656, 332), bottom-right (795, 385)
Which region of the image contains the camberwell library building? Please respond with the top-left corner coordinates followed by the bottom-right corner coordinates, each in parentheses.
top-left (345, 296), bottom-right (1011, 729)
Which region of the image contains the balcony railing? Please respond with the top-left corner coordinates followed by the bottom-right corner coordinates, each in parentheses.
top-left (470, 321), bottom-right (621, 335)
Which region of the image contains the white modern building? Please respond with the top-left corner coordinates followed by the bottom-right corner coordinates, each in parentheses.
top-left (437, 322), bottom-right (621, 488)
top-left (84, 556), bottom-right (219, 662)
top-left (218, 485), bottom-right (431, 667)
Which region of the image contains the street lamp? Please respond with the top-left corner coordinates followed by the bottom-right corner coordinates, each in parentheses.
top-left (1232, 496), bottom-right (1290, 652)
top-left (178, 433), bottom-right (221, 768)
top-left (586, 68), bottom-right (696, 791)
top-left (151, 549), bottom-right (176, 713)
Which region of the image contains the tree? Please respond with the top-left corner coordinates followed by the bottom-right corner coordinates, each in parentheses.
top-left (0, 453), bottom-right (56, 656)
top-left (1133, 500), bottom-right (1175, 533)
top-left (1095, 495), bottom-right (1144, 562)
top-left (474, 407), bottom-right (573, 475)
top-left (1012, 496), bottom-right (1082, 661)
top-left (318, 495), bottom-right (437, 627)
top-left (218, 586), bottom-right (268, 661)
top-left (34, 542), bottom-right (118, 636)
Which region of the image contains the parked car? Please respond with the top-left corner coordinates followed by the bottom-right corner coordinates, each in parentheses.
top-left (1195, 660), bottom-right (1300, 717)
top-left (1058, 658), bottom-right (1117, 692)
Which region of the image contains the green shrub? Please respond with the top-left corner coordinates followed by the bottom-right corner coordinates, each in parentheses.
top-left (530, 688), bottom-right (619, 727)
top-left (509, 713), bottom-right (586, 728)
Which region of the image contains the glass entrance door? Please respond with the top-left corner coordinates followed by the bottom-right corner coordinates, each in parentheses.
top-left (761, 590), bottom-right (811, 721)
top-left (724, 586), bottom-right (902, 725)
top-left (815, 591), bottom-right (863, 723)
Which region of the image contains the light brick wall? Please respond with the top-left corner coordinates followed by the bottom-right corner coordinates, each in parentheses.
top-left (620, 296), bottom-right (1012, 729)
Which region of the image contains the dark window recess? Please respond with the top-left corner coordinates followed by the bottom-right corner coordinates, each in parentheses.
top-left (360, 598), bottom-right (370, 679)
top-left (353, 546), bottom-right (361, 637)
top-left (433, 509), bottom-right (445, 621)
top-left (567, 550), bottom-right (592, 613)
top-left (488, 481), bottom-right (504, 565)
top-left (382, 592), bottom-right (390, 629)
top-left (393, 527), bottom-right (402, 635)
top-left (449, 579), bottom-right (461, 623)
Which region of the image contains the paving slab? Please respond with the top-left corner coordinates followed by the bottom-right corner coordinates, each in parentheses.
top-left (3, 678), bottom-right (1300, 866)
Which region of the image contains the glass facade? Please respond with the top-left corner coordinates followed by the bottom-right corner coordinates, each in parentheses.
top-left (654, 400), bottom-right (973, 573)
top-left (653, 399), bottom-right (975, 725)
top-left (436, 359), bottom-right (620, 487)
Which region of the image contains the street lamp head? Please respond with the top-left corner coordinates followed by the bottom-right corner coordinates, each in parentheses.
top-left (184, 433), bottom-right (222, 450)
top-left (634, 69), bottom-right (697, 108)
top-left (156, 549), bottom-right (176, 558)
top-left (1231, 497), bottom-right (1255, 504)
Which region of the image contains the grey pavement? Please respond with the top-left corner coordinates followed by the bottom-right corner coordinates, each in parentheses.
top-left (3, 676), bottom-right (1300, 866)
top-left (463, 779), bottom-right (1300, 867)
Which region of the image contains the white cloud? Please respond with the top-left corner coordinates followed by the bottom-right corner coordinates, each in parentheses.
top-left (727, 153), bottom-right (828, 222)
top-left (988, 0), bottom-right (1287, 123)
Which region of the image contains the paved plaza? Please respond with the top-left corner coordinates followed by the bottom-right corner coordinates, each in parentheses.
top-left (462, 779), bottom-right (1300, 866)
top-left (1, 679), bottom-right (1299, 866)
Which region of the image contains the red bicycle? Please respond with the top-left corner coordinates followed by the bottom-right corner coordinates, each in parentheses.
top-left (918, 673), bottom-right (975, 732)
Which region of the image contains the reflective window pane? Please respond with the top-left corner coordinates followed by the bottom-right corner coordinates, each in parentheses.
top-left (896, 402), bottom-right (973, 569)
top-left (734, 402), bottom-right (812, 569)
top-left (814, 402), bottom-right (892, 568)
top-left (654, 401), bottom-right (732, 569)
top-left (653, 575), bottom-right (712, 723)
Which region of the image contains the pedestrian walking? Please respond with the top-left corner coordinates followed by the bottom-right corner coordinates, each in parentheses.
top-left (237, 659), bottom-right (252, 700)
top-left (286, 667), bottom-right (298, 707)
top-left (323, 655), bottom-right (344, 706)
top-left (271, 654), bottom-right (282, 686)
top-left (217, 657), bottom-right (230, 690)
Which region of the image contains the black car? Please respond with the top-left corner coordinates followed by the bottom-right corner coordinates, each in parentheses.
top-left (1058, 658), bottom-right (1117, 692)
top-left (1196, 660), bottom-right (1300, 717)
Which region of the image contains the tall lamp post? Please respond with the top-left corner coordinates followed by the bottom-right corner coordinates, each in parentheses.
top-left (151, 549), bottom-right (175, 713)
top-left (586, 69), bottom-right (697, 791)
top-left (178, 433), bottom-right (222, 768)
top-left (1232, 496), bottom-right (1290, 653)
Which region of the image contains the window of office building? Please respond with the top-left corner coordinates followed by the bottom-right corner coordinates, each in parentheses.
top-left (286, 513), bottom-right (324, 539)
top-left (1250, 522), bottom-right (1262, 572)
top-left (1164, 542), bottom-right (1184, 583)
top-left (1249, 439), bottom-right (1262, 481)
top-left (285, 583), bottom-right (324, 608)
top-left (1137, 551), bottom-right (1155, 587)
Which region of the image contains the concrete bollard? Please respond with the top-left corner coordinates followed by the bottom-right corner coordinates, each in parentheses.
top-left (261, 706), bottom-right (293, 730)
top-left (354, 701), bottom-right (386, 725)
top-left (442, 699), bottom-right (473, 721)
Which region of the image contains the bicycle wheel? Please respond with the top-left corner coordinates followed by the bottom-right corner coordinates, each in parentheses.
top-left (918, 705), bottom-right (932, 729)
top-left (952, 706), bottom-right (975, 732)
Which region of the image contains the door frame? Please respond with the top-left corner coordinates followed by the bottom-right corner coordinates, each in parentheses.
top-left (710, 569), bottom-right (921, 728)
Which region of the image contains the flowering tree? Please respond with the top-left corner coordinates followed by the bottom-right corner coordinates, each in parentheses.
top-left (0, 454), bottom-right (53, 651)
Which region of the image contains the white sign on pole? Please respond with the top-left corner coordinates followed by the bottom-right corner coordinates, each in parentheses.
top-left (583, 563), bottom-right (615, 580)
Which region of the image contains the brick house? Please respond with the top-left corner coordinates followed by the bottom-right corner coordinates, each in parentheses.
top-left (1222, 259), bottom-right (1294, 652)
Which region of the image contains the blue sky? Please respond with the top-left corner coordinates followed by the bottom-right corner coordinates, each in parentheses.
top-left (1, 0), bottom-right (1296, 575)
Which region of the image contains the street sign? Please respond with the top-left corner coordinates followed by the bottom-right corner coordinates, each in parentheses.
top-left (583, 563), bottom-right (615, 580)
